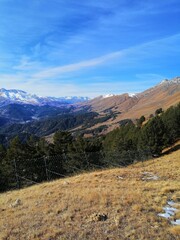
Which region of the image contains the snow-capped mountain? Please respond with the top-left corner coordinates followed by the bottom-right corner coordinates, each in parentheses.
top-left (128, 93), bottom-right (137, 98)
top-left (0, 88), bottom-right (89, 107)
top-left (0, 88), bottom-right (40, 105)
top-left (81, 77), bottom-right (180, 119)
top-left (102, 94), bottom-right (115, 99)
top-left (158, 76), bottom-right (180, 86)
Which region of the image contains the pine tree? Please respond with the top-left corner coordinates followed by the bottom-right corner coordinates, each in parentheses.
top-left (0, 145), bottom-right (8, 192)
top-left (161, 104), bottom-right (180, 144)
top-left (140, 116), bottom-right (167, 155)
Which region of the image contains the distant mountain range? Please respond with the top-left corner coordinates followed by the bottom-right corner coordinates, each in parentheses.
top-left (0, 88), bottom-right (89, 107)
top-left (0, 77), bottom-right (179, 141)
top-left (79, 76), bottom-right (180, 132)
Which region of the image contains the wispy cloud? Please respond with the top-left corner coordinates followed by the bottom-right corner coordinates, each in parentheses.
top-left (33, 51), bottom-right (123, 78)
top-left (29, 33), bottom-right (180, 80)
top-left (13, 56), bottom-right (43, 71)
top-left (0, 0), bottom-right (179, 97)
top-left (1, 32), bottom-right (179, 91)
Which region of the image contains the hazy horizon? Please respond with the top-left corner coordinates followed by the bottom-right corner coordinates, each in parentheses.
top-left (1, 76), bottom-right (179, 99)
top-left (0, 1), bottom-right (180, 97)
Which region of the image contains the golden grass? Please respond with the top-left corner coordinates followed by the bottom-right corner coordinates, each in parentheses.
top-left (0, 150), bottom-right (179, 240)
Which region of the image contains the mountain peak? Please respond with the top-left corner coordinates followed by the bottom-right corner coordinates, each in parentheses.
top-left (128, 93), bottom-right (137, 98)
top-left (158, 77), bottom-right (180, 86)
top-left (0, 88), bottom-right (89, 107)
top-left (102, 94), bottom-right (115, 99)
top-left (0, 88), bottom-right (26, 93)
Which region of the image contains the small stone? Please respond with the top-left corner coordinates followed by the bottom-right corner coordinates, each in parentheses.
top-left (10, 199), bottom-right (22, 208)
top-left (63, 181), bottom-right (69, 185)
top-left (88, 213), bottom-right (108, 222)
top-left (117, 176), bottom-right (124, 179)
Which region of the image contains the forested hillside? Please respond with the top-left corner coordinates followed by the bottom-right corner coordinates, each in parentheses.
top-left (0, 111), bottom-right (101, 142)
top-left (0, 103), bottom-right (179, 192)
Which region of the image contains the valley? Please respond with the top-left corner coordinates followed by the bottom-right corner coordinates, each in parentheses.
top-left (0, 77), bottom-right (179, 141)
top-left (1, 1), bottom-right (180, 239)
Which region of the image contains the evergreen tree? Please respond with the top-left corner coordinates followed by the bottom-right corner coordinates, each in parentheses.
top-left (140, 116), bottom-right (167, 155)
top-left (161, 103), bottom-right (180, 144)
top-left (103, 124), bottom-right (139, 166)
top-left (53, 131), bottom-right (73, 154)
top-left (155, 108), bottom-right (163, 116)
top-left (137, 115), bottom-right (146, 127)
top-left (0, 145), bottom-right (8, 191)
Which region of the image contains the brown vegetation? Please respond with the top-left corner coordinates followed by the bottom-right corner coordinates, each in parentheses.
top-left (0, 149), bottom-right (179, 239)
top-left (79, 79), bottom-right (180, 133)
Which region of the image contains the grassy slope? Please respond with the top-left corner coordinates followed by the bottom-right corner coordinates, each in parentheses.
top-left (0, 150), bottom-right (179, 240)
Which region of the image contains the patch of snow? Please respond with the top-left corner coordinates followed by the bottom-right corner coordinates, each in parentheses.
top-left (142, 171), bottom-right (151, 174)
top-left (158, 200), bottom-right (180, 225)
top-left (65, 96), bottom-right (72, 100)
top-left (32, 116), bottom-right (39, 120)
top-left (167, 200), bottom-right (179, 206)
top-left (158, 77), bottom-right (180, 86)
top-left (171, 219), bottom-right (180, 225)
top-left (0, 88), bottom-right (89, 106)
top-left (102, 94), bottom-right (115, 99)
top-left (128, 93), bottom-right (137, 98)
top-left (159, 79), bottom-right (169, 85)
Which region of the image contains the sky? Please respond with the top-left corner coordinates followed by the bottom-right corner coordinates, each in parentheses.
top-left (0, 0), bottom-right (180, 97)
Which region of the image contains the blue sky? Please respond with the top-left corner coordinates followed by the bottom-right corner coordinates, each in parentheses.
top-left (0, 0), bottom-right (180, 97)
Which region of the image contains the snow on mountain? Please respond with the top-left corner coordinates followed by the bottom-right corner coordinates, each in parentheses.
top-left (102, 93), bottom-right (138, 99)
top-left (102, 94), bottom-right (115, 99)
top-left (158, 76), bottom-right (180, 86)
top-left (0, 88), bottom-right (89, 106)
top-left (0, 89), bottom-right (40, 104)
top-left (128, 93), bottom-right (137, 98)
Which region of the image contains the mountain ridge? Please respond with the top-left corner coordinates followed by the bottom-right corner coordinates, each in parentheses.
top-left (0, 76), bottom-right (179, 137)
top-left (78, 76), bottom-right (180, 134)
top-left (1, 77), bottom-right (179, 107)
top-left (0, 88), bottom-right (89, 107)
top-left (82, 76), bottom-right (180, 112)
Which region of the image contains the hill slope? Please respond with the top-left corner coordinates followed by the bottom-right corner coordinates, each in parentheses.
top-left (0, 149), bottom-right (179, 239)
top-left (80, 77), bottom-right (180, 133)
top-left (0, 77), bottom-right (179, 138)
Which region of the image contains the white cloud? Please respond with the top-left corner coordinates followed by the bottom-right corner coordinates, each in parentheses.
top-left (28, 33), bottom-right (180, 80)
top-left (33, 51), bottom-right (123, 79)
top-left (0, 33), bottom-right (179, 97)
top-left (13, 56), bottom-right (43, 71)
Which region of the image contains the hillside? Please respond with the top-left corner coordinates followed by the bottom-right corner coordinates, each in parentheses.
top-left (0, 77), bottom-right (179, 139)
top-left (80, 77), bottom-right (180, 134)
top-left (0, 149), bottom-right (179, 240)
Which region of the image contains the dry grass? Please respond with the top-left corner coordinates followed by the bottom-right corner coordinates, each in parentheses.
top-left (0, 150), bottom-right (179, 240)
top-left (77, 86), bottom-right (180, 134)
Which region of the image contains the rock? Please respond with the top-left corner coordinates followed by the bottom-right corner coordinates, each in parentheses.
top-left (10, 199), bottom-right (22, 208)
top-left (117, 176), bottom-right (124, 179)
top-left (89, 213), bottom-right (108, 222)
top-left (63, 181), bottom-right (69, 185)
top-left (141, 172), bottom-right (159, 181)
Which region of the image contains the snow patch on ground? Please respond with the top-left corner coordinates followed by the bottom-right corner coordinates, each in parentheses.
top-left (158, 201), bottom-right (180, 225)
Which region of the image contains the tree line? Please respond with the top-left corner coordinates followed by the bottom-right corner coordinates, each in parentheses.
top-left (0, 103), bottom-right (179, 192)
